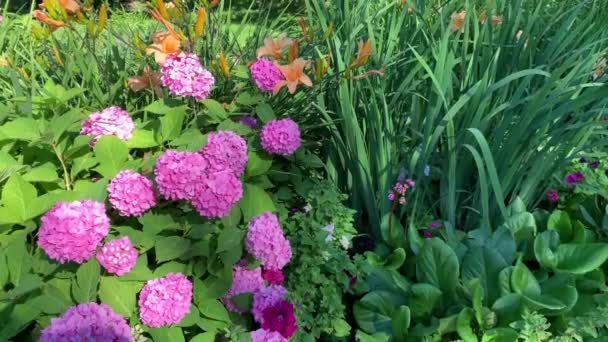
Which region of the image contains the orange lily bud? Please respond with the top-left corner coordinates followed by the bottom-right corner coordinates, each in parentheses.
top-left (298, 18), bottom-right (311, 43)
top-left (97, 3), bottom-right (107, 35)
top-left (288, 39), bottom-right (300, 63)
top-left (219, 52), bottom-right (230, 78)
top-left (155, 0), bottom-right (169, 20)
top-left (194, 7), bottom-right (206, 38)
top-left (350, 39), bottom-right (372, 68)
top-left (52, 47), bottom-right (64, 66)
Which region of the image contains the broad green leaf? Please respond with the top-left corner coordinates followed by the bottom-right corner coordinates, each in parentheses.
top-left (0, 274), bottom-right (42, 301)
top-left (197, 318), bottom-right (230, 332)
top-left (492, 294), bottom-right (522, 324)
top-left (230, 293), bottom-right (253, 312)
top-left (217, 120), bottom-right (252, 136)
top-left (30, 284), bottom-right (72, 314)
top-left (217, 227), bottom-right (245, 253)
top-left (70, 153), bottom-right (98, 179)
top-left (73, 179), bottom-right (108, 202)
top-left (502, 212), bottom-right (536, 244)
top-left (255, 103), bottom-right (275, 123)
top-left (190, 332), bottom-right (216, 342)
top-left (202, 99), bottom-right (227, 122)
top-left (1, 174), bottom-right (37, 223)
top-left (120, 255), bottom-right (154, 281)
top-left (511, 258), bottom-right (540, 296)
top-left (384, 248), bottom-right (406, 270)
top-left (6, 236), bottom-right (32, 286)
top-left (521, 293), bottom-right (566, 311)
top-left (198, 299), bottom-right (230, 322)
top-left (48, 109), bottom-right (82, 142)
top-left (22, 163), bottom-right (59, 183)
top-left (547, 210), bottom-right (573, 242)
top-left (93, 136), bottom-right (129, 178)
top-left (555, 243), bottom-right (608, 274)
top-left (139, 212), bottom-right (177, 236)
top-left (194, 271), bottom-right (232, 303)
top-left (160, 108), bottom-right (186, 141)
top-left (176, 305), bottom-right (201, 327)
top-left (127, 129), bottom-right (158, 148)
top-left (153, 261), bottom-right (187, 277)
top-left (245, 152), bottom-right (272, 178)
top-left (0, 303), bottom-right (41, 340)
top-left (408, 283), bottom-right (441, 318)
top-left (170, 129), bottom-right (206, 149)
top-left (148, 327), bottom-right (185, 342)
top-left (481, 328), bottom-right (519, 342)
top-left (72, 259), bottom-right (100, 303)
top-left (534, 230), bottom-right (560, 269)
top-left (236, 92), bottom-right (263, 105)
top-left (462, 246), bottom-right (507, 304)
top-left (98, 277), bottom-right (141, 318)
top-left (416, 238), bottom-right (459, 294)
top-left (0, 118), bottom-right (41, 142)
top-left (155, 236), bottom-right (191, 263)
top-left (240, 184), bottom-right (276, 221)
top-left (540, 274), bottom-right (578, 311)
top-left (456, 308), bottom-right (478, 342)
top-left (355, 330), bottom-right (390, 342)
top-left (353, 291), bottom-right (405, 334)
top-left (391, 305), bottom-right (410, 341)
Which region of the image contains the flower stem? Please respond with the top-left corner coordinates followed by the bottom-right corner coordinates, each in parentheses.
top-left (52, 144), bottom-right (72, 191)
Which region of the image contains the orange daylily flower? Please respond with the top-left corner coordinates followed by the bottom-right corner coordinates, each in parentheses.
top-left (451, 11), bottom-right (466, 32)
top-left (211, 0), bottom-right (219, 8)
top-left (351, 39), bottom-right (372, 68)
top-left (273, 58), bottom-right (313, 94)
top-left (40, 0), bottom-right (80, 15)
top-left (146, 32), bottom-right (181, 65)
top-left (257, 33), bottom-right (293, 60)
top-left (128, 65), bottom-right (163, 97)
top-left (479, 11), bottom-right (503, 26)
top-left (32, 10), bottom-right (67, 31)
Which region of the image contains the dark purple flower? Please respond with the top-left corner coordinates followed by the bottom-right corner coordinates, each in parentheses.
top-left (547, 189), bottom-right (559, 202)
top-left (240, 115), bottom-right (257, 129)
top-left (564, 172), bottom-right (585, 185)
top-left (262, 269), bottom-right (285, 286)
top-left (423, 231), bottom-right (432, 239)
top-left (262, 300), bottom-right (298, 338)
top-left (589, 160), bottom-right (600, 169)
top-left (429, 221), bottom-right (441, 229)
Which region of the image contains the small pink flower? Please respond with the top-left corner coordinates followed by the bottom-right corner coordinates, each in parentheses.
top-left (564, 172), bottom-right (585, 185)
top-left (387, 191), bottom-right (396, 201)
top-left (96, 237), bottom-right (138, 276)
top-left (199, 130), bottom-right (248, 176)
top-left (262, 269), bottom-right (285, 285)
top-left (161, 53), bottom-right (215, 101)
top-left (251, 329), bottom-right (287, 342)
top-left (429, 221), bottom-right (441, 229)
top-left (108, 170), bottom-right (156, 217)
top-left (191, 171), bottom-right (243, 219)
top-left (262, 300), bottom-right (298, 339)
top-left (138, 273), bottom-right (192, 327)
top-left (547, 189), bottom-right (559, 202)
top-left (80, 107), bottom-right (134, 146)
top-left (260, 118), bottom-right (301, 156)
top-left (423, 231), bottom-right (432, 239)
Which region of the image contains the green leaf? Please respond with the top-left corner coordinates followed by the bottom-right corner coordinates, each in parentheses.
top-left (416, 238), bottom-right (460, 295)
top-left (502, 212), bottom-right (536, 244)
top-left (159, 108), bottom-right (186, 141)
top-left (202, 99), bottom-right (228, 122)
top-left (148, 327), bottom-right (185, 342)
top-left (176, 305), bottom-right (201, 327)
top-left (153, 261), bottom-right (187, 277)
top-left (1, 174), bottom-right (37, 223)
top-left (0, 274), bottom-right (42, 301)
top-left (461, 246), bottom-right (507, 304)
top-left (355, 330), bottom-right (390, 342)
top-left (6, 236), bottom-right (32, 287)
top-left (391, 305), bottom-right (410, 341)
top-left (72, 259), bottom-right (100, 303)
top-left (217, 227), bottom-right (245, 253)
top-left (139, 212), bottom-right (176, 236)
top-left (491, 293), bottom-right (522, 324)
top-left (190, 332), bottom-right (216, 342)
top-left (407, 283), bottom-right (442, 318)
top-left (30, 284), bottom-right (72, 314)
top-left (194, 270), bottom-right (232, 301)
top-left (0, 118), bottom-right (41, 142)
top-left (120, 255), bottom-right (154, 281)
top-left (353, 291), bottom-right (405, 335)
top-left (384, 248), bottom-right (406, 270)
top-left (155, 236), bottom-right (191, 263)
top-left (255, 103), bottom-right (275, 123)
top-left (547, 210), bottom-right (573, 242)
top-left (127, 129), bottom-right (159, 148)
top-left (93, 136), bottom-right (129, 178)
top-left (511, 257), bottom-right (540, 296)
top-left (240, 184), bottom-right (276, 221)
top-left (170, 129), bottom-right (206, 150)
top-left (217, 120), bottom-right (252, 136)
top-left (236, 92), bottom-right (263, 106)
top-left (534, 230), bottom-right (560, 269)
top-left (230, 293), bottom-right (253, 312)
top-left (555, 243), bottom-right (608, 274)
top-left (98, 277), bottom-right (141, 318)
top-left (22, 163), bottom-right (59, 183)
top-left (245, 152), bottom-right (272, 178)
top-left (198, 299), bottom-right (230, 322)
top-left (456, 308), bottom-right (478, 342)
top-left (481, 328), bottom-right (519, 342)
top-left (0, 303), bottom-right (41, 340)
top-left (70, 153), bottom-right (98, 179)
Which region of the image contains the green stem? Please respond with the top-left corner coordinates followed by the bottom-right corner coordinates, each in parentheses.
top-left (52, 144), bottom-right (72, 191)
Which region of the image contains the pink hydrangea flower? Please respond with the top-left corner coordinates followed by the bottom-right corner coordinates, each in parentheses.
top-left (547, 189), bottom-right (559, 202)
top-left (138, 273), bottom-right (192, 327)
top-left (246, 212), bottom-right (292, 271)
top-left (155, 150), bottom-right (209, 200)
top-left (40, 303), bottom-right (131, 342)
top-left (191, 171), bottom-right (243, 218)
top-left (108, 170), bottom-right (156, 217)
top-left (80, 106), bottom-right (134, 145)
top-left (251, 329), bottom-right (287, 342)
top-left (199, 130), bottom-right (248, 176)
top-left (37, 200), bottom-right (110, 264)
top-left (223, 262), bottom-right (264, 313)
top-left (96, 237), bottom-right (138, 276)
top-left (250, 58), bottom-right (285, 93)
top-left (260, 118), bottom-right (301, 156)
top-left (161, 53), bottom-right (215, 101)
top-left (253, 285), bottom-right (287, 323)
top-left (262, 300), bottom-right (298, 339)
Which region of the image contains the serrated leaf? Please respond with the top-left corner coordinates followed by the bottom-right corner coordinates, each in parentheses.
top-left (255, 103), bottom-right (275, 123)
top-left (22, 163), bottom-right (59, 183)
top-left (0, 118), bottom-right (41, 142)
top-left (240, 184), bottom-right (276, 221)
top-left (72, 259), bottom-right (100, 303)
top-left (93, 136), bottom-right (129, 178)
top-left (127, 129), bottom-right (159, 148)
top-left (1, 174), bottom-right (37, 223)
top-left (155, 236), bottom-right (191, 263)
top-left (202, 99), bottom-right (227, 122)
top-left (148, 327), bottom-right (185, 342)
top-left (98, 277), bottom-right (141, 318)
top-left (198, 299), bottom-right (230, 322)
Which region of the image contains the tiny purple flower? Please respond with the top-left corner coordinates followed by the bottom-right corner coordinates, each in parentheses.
top-left (429, 221), bottom-right (441, 229)
top-left (564, 172), bottom-right (585, 185)
top-left (322, 224), bottom-right (334, 242)
top-left (547, 189), bottom-right (559, 202)
top-left (394, 183), bottom-right (405, 195)
top-left (388, 191), bottom-right (396, 201)
top-left (423, 231), bottom-right (432, 239)
top-left (589, 160), bottom-right (600, 169)
top-left (405, 179), bottom-right (416, 188)
top-left (240, 115), bottom-right (257, 129)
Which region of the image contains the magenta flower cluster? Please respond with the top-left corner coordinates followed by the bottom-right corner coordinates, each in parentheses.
top-left (251, 329), bottom-right (288, 342)
top-left (138, 272), bottom-right (193, 327)
top-left (262, 269), bottom-right (285, 285)
top-left (223, 262), bottom-right (265, 313)
top-left (80, 106), bottom-right (134, 145)
top-left (37, 200), bottom-right (110, 264)
top-left (260, 118), bottom-right (301, 156)
top-left (200, 131), bottom-right (248, 176)
top-left (108, 170), bottom-right (156, 217)
top-left (262, 300), bottom-right (298, 339)
top-left (40, 303), bottom-right (132, 342)
top-left (547, 189), bottom-right (559, 202)
top-left (96, 237), bottom-right (138, 276)
top-left (191, 170), bottom-right (243, 218)
top-left (252, 285), bottom-right (287, 323)
top-left (564, 172), bottom-right (585, 185)
top-left (155, 150), bottom-right (209, 201)
top-left (388, 178), bottom-right (416, 205)
top-left (246, 212), bottom-right (292, 271)
top-left (250, 58), bottom-right (285, 93)
top-left (161, 53), bottom-right (215, 101)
